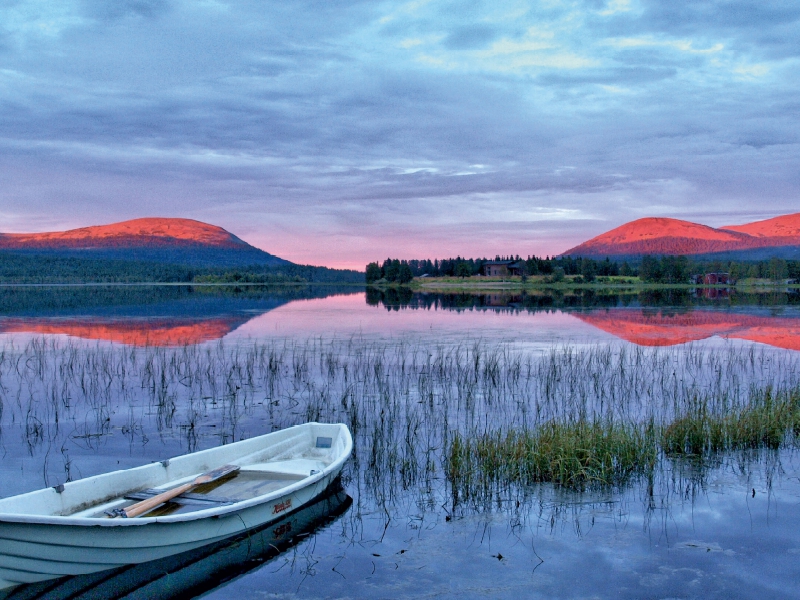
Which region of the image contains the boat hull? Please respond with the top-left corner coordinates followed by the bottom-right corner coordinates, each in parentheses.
top-left (0, 486), bottom-right (352, 600)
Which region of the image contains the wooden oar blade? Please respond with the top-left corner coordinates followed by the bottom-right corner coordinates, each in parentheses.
top-left (195, 464), bottom-right (240, 485)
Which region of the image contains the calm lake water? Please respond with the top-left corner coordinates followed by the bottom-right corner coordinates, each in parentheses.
top-left (1, 285), bottom-right (800, 599)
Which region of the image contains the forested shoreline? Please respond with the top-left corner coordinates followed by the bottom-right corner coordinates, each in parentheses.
top-left (366, 255), bottom-right (800, 284)
top-left (0, 252), bottom-right (363, 284)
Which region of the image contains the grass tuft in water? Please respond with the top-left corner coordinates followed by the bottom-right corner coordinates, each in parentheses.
top-left (663, 386), bottom-right (800, 455)
top-left (449, 419), bottom-right (659, 494)
top-left (451, 386), bottom-right (800, 498)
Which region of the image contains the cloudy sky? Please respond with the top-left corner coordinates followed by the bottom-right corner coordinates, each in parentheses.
top-left (1, 0), bottom-right (798, 268)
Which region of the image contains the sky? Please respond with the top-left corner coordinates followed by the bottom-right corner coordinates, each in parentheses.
top-left (1, 0), bottom-right (798, 269)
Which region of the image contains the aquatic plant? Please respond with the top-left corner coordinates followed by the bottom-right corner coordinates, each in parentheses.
top-left (0, 335), bottom-right (799, 508)
top-left (448, 384), bottom-right (800, 502)
top-left (448, 419), bottom-right (658, 495)
top-left (663, 385), bottom-right (800, 454)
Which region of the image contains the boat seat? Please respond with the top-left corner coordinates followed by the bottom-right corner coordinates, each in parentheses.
top-left (241, 459), bottom-right (327, 477)
top-left (124, 490), bottom-right (240, 507)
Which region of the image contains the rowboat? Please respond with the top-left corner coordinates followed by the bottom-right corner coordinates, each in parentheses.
top-left (0, 422), bottom-right (352, 590)
top-left (0, 486), bottom-right (352, 600)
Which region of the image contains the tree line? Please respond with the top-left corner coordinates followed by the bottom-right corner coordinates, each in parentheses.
top-left (640, 255), bottom-right (800, 283)
top-left (366, 255), bottom-right (630, 283)
top-left (0, 252), bottom-right (363, 284)
top-left (366, 254), bottom-right (800, 284)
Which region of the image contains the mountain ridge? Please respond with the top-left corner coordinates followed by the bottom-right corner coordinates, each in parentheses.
top-left (563, 213), bottom-right (800, 257)
top-left (0, 218), bottom-right (247, 249)
top-left (0, 217), bottom-right (290, 268)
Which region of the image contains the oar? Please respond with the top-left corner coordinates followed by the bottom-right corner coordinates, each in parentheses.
top-left (114, 464), bottom-right (240, 518)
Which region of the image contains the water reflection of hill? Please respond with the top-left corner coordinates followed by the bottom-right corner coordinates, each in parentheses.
top-left (575, 310), bottom-right (800, 351)
top-left (366, 288), bottom-right (800, 350)
top-left (0, 317), bottom-right (252, 346)
top-left (0, 285), bottom-right (360, 346)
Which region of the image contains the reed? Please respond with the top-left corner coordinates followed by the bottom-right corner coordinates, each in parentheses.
top-left (449, 419), bottom-right (658, 494)
top-left (663, 386), bottom-right (800, 454)
top-left (448, 385), bottom-right (800, 501)
top-left (1, 336), bottom-right (799, 508)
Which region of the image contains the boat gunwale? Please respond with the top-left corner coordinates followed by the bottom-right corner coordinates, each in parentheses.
top-left (0, 423), bottom-right (353, 527)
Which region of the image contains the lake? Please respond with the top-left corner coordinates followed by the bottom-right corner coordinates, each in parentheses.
top-left (1, 285), bottom-right (800, 599)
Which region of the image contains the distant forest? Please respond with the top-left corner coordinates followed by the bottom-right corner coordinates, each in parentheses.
top-left (366, 255), bottom-right (632, 283)
top-left (0, 252), bottom-right (364, 284)
top-left (367, 255), bottom-right (800, 284)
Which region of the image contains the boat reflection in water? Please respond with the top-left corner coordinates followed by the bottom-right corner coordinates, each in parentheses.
top-left (0, 485), bottom-right (351, 600)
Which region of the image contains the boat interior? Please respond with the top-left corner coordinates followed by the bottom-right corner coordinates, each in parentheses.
top-left (76, 454), bottom-right (333, 519)
top-left (81, 458), bottom-right (327, 518)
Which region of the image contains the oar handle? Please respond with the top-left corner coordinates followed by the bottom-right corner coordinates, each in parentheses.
top-left (123, 482), bottom-right (195, 518)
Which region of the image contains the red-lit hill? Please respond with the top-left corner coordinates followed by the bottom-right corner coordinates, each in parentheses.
top-left (721, 213), bottom-right (800, 240)
top-left (0, 218), bottom-right (245, 249)
top-left (563, 213), bottom-right (800, 258)
top-left (0, 218), bottom-right (289, 267)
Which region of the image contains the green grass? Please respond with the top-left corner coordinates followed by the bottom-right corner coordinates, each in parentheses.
top-left (449, 386), bottom-right (800, 496)
top-left (663, 386), bottom-right (800, 454)
top-left (449, 419), bottom-right (658, 493)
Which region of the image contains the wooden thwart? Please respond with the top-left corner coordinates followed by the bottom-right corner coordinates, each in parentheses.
top-left (111, 465), bottom-right (240, 518)
top-left (124, 489), bottom-right (240, 506)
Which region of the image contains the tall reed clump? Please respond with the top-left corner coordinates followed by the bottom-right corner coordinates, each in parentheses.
top-left (450, 386), bottom-right (800, 501)
top-left (449, 419), bottom-right (659, 497)
top-left (663, 386), bottom-right (800, 455)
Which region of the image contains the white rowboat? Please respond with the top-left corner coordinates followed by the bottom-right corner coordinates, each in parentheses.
top-left (0, 488), bottom-right (352, 600)
top-left (0, 422), bottom-right (353, 590)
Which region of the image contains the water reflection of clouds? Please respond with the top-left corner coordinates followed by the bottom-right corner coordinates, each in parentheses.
top-left (233, 294), bottom-right (605, 349)
top-left (208, 457), bottom-right (800, 599)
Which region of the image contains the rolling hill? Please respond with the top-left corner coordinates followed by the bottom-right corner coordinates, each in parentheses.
top-left (721, 213), bottom-right (800, 239)
top-left (563, 213), bottom-right (800, 258)
top-left (0, 218), bottom-right (290, 267)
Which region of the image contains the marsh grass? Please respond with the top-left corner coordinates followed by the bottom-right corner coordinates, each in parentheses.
top-left (663, 386), bottom-right (800, 454)
top-left (449, 419), bottom-right (658, 495)
top-left (0, 336), bottom-right (799, 516)
top-left (449, 385), bottom-right (800, 501)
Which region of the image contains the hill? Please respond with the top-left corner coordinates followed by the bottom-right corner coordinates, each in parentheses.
top-left (0, 218), bottom-right (289, 267)
top-left (563, 213), bottom-right (800, 258)
top-left (721, 213), bottom-right (800, 239)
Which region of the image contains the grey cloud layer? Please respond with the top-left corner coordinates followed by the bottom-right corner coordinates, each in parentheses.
top-left (0, 0), bottom-right (798, 264)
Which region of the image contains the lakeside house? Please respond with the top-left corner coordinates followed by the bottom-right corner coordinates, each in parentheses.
top-left (691, 272), bottom-right (730, 285)
top-left (481, 260), bottom-right (526, 277)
